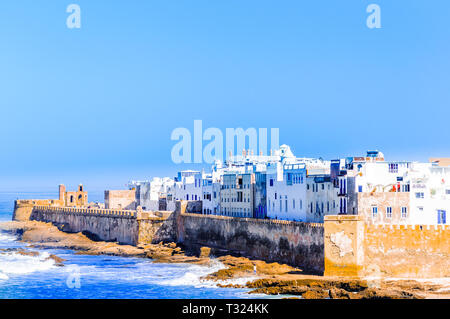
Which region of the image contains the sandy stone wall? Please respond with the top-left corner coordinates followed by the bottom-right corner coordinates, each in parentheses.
top-left (324, 215), bottom-right (365, 277)
top-left (178, 212), bottom-right (324, 273)
top-left (357, 192), bottom-right (410, 224)
top-left (364, 224), bottom-right (450, 278)
top-left (136, 211), bottom-right (177, 244)
top-left (324, 215), bottom-right (450, 278)
top-left (13, 200), bottom-right (63, 221)
top-left (30, 206), bottom-right (139, 245)
top-left (104, 190), bottom-right (136, 210)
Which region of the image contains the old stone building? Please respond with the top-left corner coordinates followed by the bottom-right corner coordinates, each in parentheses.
top-left (104, 189), bottom-right (136, 210)
top-left (59, 184), bottom-right (88, 207)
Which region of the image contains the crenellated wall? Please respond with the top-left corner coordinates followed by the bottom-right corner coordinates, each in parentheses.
top-left (31, 206), bottom-right (140, 245)
top-left (13, 200), bottom-right (63, 221)
top-left (19, 203), bottom-right (450, 278)
top-left (177, 212), bottom-right (324, 274)
top-left (364, 223), bottom-right (450, 278)
top-left (324, 215), bottom-right (450, 278)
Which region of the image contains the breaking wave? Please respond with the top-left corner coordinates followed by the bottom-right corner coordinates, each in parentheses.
top-left (0, 250), bottom-right (57, 280)
top-left (158, 259), bottom-right (227, 288)
top-left (0, 232), bottom-right (16, 243)
top-left (158, 259), bottom-right (257, 289)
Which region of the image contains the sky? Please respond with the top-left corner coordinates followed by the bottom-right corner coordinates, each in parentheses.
top-left (0, 0), bottom-right (449, 192)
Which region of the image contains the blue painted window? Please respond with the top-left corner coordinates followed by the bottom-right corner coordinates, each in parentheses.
top-left (372, 206), bottom-right (378, 218)
top-left (438, 210), bottom-right (446, 224)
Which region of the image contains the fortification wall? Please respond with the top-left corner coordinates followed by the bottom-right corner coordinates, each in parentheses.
top-left (178, 213), bottom-right (324, 273)
top-left (364, 224), bottom-right (450, 278)
top-left (13, 199), bottom-right (63, 221)
top-left (23, 203), bottom-right (450, 279)
top-left (136, 211), bottom-right (177, 244)
top-left (324, 215), bottom-right (450, 278)
top-left (31, 206), bottom-right (139, 245)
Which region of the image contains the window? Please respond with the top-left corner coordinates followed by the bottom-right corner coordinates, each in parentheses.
top-left (372, 206), bottom-right (378, 218)
top-left (438, 210), bottom-right (447, 224)
top-left (285, 200), bottom-right (288, 212)
top-left (389, 163), bottom-right (399, 173)
top-left (415, 192), bottom-right (424, 199)
top-left (358, 185), bottom-right (363, 192)
top-left (293, 199), bottom-right (295, 209)
top-left (300, 200), bottom-right (302, 209)
top-left (322, 184), bottom-right (325, 190)
top-left (401, 207), bottom-right (408, 218)
top-left (270, 179), bottom-right (274, 187)
top-left (386, 207), bottom-right (392, 218)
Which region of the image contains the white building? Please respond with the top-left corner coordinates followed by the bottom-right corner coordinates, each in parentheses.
top-left (220, 173), bottom-right (255, 218)
top-left (173, 170), bottom-right (203, 202)
top-left (408, 163), bottom-right (449, 225)
top-left (305, 171), bottom-right (339, 222)
top-left (266, 162), bottom-right (307, 221)
top-left (202, 174), bottom-right (221, 215)
top-left (336, 151), bottom-right (449, 225)
top-left (129, 177), bottom-right (175, 211)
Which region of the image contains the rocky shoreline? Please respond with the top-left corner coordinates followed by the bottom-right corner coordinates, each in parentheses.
top-left (1, 220), bottom-right (449, 299)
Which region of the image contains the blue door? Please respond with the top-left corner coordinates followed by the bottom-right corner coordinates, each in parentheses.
top-left (438, 210), bottom-right (446, 224)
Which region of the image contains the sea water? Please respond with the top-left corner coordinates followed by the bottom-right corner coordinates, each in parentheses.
top-left (0, 192), bottom-right (264, 299)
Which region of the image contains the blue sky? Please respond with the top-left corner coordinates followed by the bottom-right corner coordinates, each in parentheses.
top-left (0, 1), bottom-right (449, 191)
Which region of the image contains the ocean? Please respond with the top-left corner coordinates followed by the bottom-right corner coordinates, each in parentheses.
top-left (0, 192), bottom-right (263, 299)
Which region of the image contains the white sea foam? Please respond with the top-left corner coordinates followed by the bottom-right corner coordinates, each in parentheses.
top-left (0, 250), bottom-right (57, 278)
top-left (158, 259), bottom-right (227, 288)
top-left (157, 259), bottom-right (258, 289)
top-left (0, 232), bottom-right (16, 242)
top-left (216, 275), bottom-right (259, 287)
